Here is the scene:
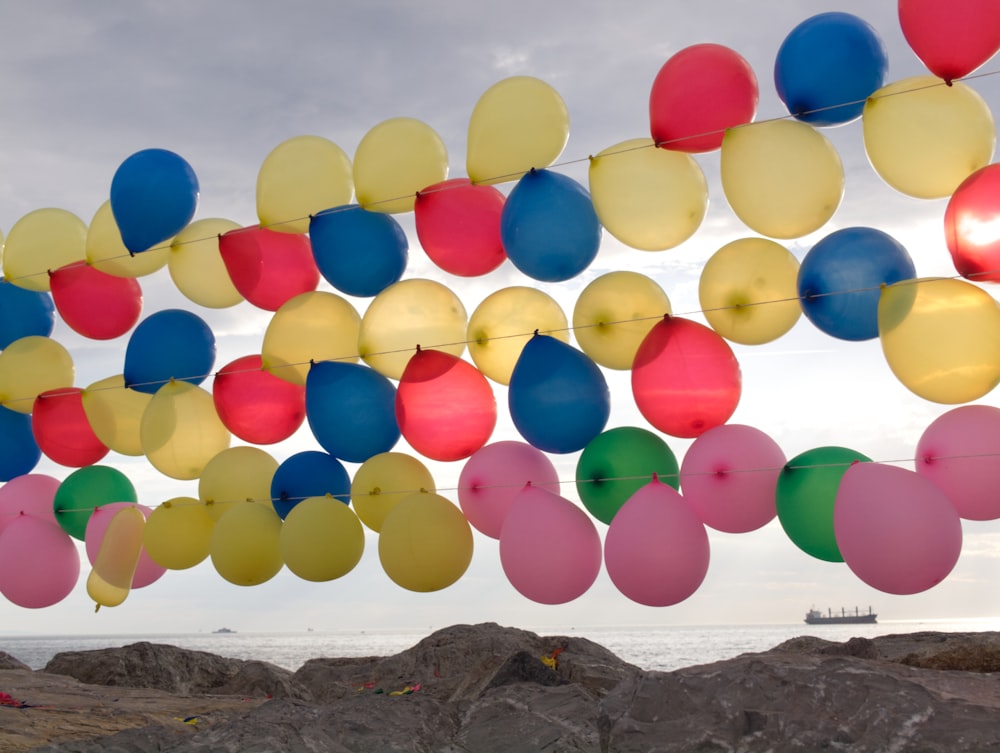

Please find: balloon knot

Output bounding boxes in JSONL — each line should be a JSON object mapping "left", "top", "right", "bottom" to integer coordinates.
{"left": 945, "top": 79, "right": 954, "bottom": 87}
{"left": 94, "top": 603, "right": 101, "bottom": 613}
{"left": 533, "top": 329, "right": 539, "bottom": 336}
{"left": 416, "top": 344, "right": 422, "bottom": 352}
{"left": 651, "top": 472, "right": 659, "bottom": 482}
{"left": 529, "top": 167, "right": 536, "bottom": 174}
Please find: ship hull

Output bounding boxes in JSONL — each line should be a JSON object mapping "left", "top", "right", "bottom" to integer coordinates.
{"left": 805, "top": 614, "right": 877, "bottom": 625}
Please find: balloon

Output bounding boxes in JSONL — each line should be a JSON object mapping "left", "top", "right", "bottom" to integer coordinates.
{"left": 721, "top": 120, "right": 843, "bottom": 239}
{"left": 256, "top": 135, "right": 353, "bottom": 234}
{"left": 2, "top": 208, "right": 87, "bottom": 292}
{"left": 212, "top": 354, "right": 306, "bottom": 445}
{"left": 49, "top": 261, "right": 143, "bottom": 340}
{"left": 499, "top": 168, "right": 601, "bottom": 282}
{"left": 414, "top": 178, "right": 507, "bottom": 276}
{"left": 0, "top": 335, "right": 74, "bottom": 414}
{"left": 649, "top": 43, "right": 758, "bottom": 153}
{"left": 588, "top": 138, "right": 708, "bottom": 251}
{"left": 0, "top": 473, "right": 60, "bottom": 532}
{"left": 378, "top": 492, "right": 473, "bottom": 592}
{"left": 81, "top": 375, "right": 152, "bottom": 456}
{"left": 143, "top": 497, "right": 215, "bottom": 570}
{"left": 499, "top": 484, "right": 602, "bottom": 604}
{"left": 508, "top": 334, "right": 610, "bottom": 454}
{"left": 141, "top": 381, "right": 231, "bottom": 480}
{"left": 168, "top": 218, "right": 243, "bottom": 308}
{"left": 799, "top": 227, "right": 916, "bottom": 341}
{"left": 86, "top": 200, "right": 169, "bottom": 278}
{"left": 123, "top": 309, "right": 215, "bottom": 394}
{"left": 0, "top": 515, "right": 80, "bottom": 608}
{"left": 457, "top": 441, "right": 558, "bottom": 539}
{"left": 358, "top": 279, "right": 468, "bottom": 380}
{"left": 467, "top": 286, "right": 569, "bottom": 385}
{"left": 604, "top": 477, "right": 710, "bottom": 606}
{"left": 0, "top": 405, "right": 40, "bottom": 481}
{"left": 679, "top": 424, "right": 786, "bottom": 533}
{"left": 209, "top": 502, "right": 283, "bottom": 586}
{"left": 863, "top": 77, "right": 995, "bottom": 199}
{"left": 879, "top": 277, "right": 1000, "bottom": 403}
{"left": 573, "top": 272, "right": 670, "bottom": 370}
{"left": 309, "top": 205, "right": 408, "bottom": 297}
{"left": 351, "top": 452, "right": 435, "bottom": 532}
{"left": 0, "top": 277, "right": 55, "bottom": 348}
{"left": 198, "top": 446, "right": 278, "bottom": 521}
{"left": 270, "top": 451, "right": 351, "bottom": 520}
{"left": 85, "top": 503, "right": 164, "bottom": 591}
{"left": 305, "top": 360, "right": 400, "bottom": 463}
{"left": 775, "top": 446, "right": 870, "bottom": 562}
{"left": 32, "top": 387, "right": 109, "bottom": 467}
{"left": 774, "top": 12, "right": 888, "bottom": 126}
{"left": 261, "top": 291, "right": 361, "bottom": 385}
{"left": 218, "top": 226, "right": 319, "bottom": 311}
{"left": 944, "top": 164, "right": 1000, "bottom": 283}
{"left": 280, "top": 496, "right": 365, "bottom": 582}
{"left": 576, "top": 427, "right": 680, "bottom": 525}
{"left": 53, "top": 464, "right": 137, "bottom": 541}
{"left": 353, "top": 117, "right": 448, "bottom": 213}
{"left": 631, "top": 317, "right": 742, "bottom": 438}
{"left": 834, "top": 462, "right": 962, "bottom": 594}
{"left": 110, "top": 148, "right": 199, "bottom": 253}
{"left": 899, "top": 0, "right": 1000, "bottom": 82}
{"left": 466, "top": 76, "right": 569, "bottom": 185}
{"left": 396, "top": 349, "right": 496, "bottom": 462}
{"left": 86, "top": 505, "right": 146, "bottom": 608}
{"left": 699, "top": 237, "right": 801, "bottom": 345}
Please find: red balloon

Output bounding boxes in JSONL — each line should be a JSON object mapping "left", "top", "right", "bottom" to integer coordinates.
{"left": 899, "top": 0, "right": 1000, "bottom": 82}
{"left": 49, "top": 261, "right": 142, "bottom": 340}
{"left": 649, "top": 43, "right": 758, "bottom": 153}
{"left": 414, "top": 178, "right": 507, "bottom": 276}
{"left": 631, "top": 316, "right": 741, "bottom": 438}
{"left": 219, "top": 226, "right": 320, "bottom": 311}
{"left": 944, "top": 164, "right": 1000, "bottom": 283}
{"left": 396, "top": 349, "right": 497, "bottom": 462}
{"left": 212, "top": 354, "right": 306, "bottom": 444}
{"left": 32, "top": 388, "right": 109, "bottom": 467}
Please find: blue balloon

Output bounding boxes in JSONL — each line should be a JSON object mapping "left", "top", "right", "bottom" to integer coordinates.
{"left": 310, "top": 205, "right": 408, "bottom": 297}
{"left": 0, "top": 278, "right": 55, "bottom": 349}
{"left": 774, "top": 12, "right": 888, "bottom": 126}
{"left": 305, "top": 360, "right": 400, "bottom": 463}
{"left": 500, "top": 168, "right": 601, "bottom": 282}
{"left": 509, "top": 334, "right": 610, "bottom": 453}
{"left": 270, "top": 450, "right": 351, "bottom": 519}
{"left": 123, "top": 309, "right": 216, "bottom": 394}
{"left": 110, "top": 148, "right": 199, "bottom": 253}
{"left": 0, "top": 405, "right": 40, "bottom": 481}
{"left": 798, "top": 227, "right": 915, "bottom": 341}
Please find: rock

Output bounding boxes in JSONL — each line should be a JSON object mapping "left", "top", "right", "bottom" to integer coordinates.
{"left": 0, "top": 650, "right": 31, "bottom": 670}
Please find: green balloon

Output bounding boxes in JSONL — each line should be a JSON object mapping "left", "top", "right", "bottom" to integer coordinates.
{"left": 775, "top": 446, "right": 871, "bottom": 562}
{"left": 53, "top": 465, "right": 138, "bottom": 541}
{"left": 576, "top": 426, "right": 679, "bottom": 524}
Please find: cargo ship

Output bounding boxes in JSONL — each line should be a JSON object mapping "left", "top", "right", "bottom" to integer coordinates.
{"left": 805, "top": 607, "right": 877, "bottom": 625}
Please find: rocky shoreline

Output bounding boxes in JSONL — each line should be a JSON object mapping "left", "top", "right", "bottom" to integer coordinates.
{"left": 2, "top": 623, "right": 1000, "bottom": 752}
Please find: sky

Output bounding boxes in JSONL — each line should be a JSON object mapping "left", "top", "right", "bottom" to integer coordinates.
{"left": 1, "top": 0, "right": 1000, "bottom": 635}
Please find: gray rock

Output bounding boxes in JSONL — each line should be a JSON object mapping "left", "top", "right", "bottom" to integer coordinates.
{"left": 0, "top": 650, "right": 31, "bottom": 670}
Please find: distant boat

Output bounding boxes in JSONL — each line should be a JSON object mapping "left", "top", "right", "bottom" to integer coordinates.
{"left": 805, "top": 607, "right": 877, "bottom": 625}
{"left": 213, "top": 627, "right": 237, "bottom": 634}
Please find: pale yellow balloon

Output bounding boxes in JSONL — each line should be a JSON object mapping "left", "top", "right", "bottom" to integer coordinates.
{"left": 140, "top": 381, "right": 231, "bottom": 480}
{"left": 863, "top": 77, "right": 995, "bottom": 199}
{"left": 353, "top": 117, "right": 448, "bottom": 213}
{"left": 721, "top": 120, "right": 843, "bottom": 239}
{"left": 699, "top": 237, "right": 802, "bottom": 345}
{"left": 81, "top": 374, "right": 152, "bottom": 456}
{"left": 144, "top": 497, "right": 215, "bottom": 570}
{"left": 467, "top": 287, "right": 569, "bottom": 384}
{"left": 359, "top": 279, "right": 467, "bottom": 379}
{"left": 0, "top": 336, "right": 74, "bottom": 414}
{"left": 280, "top": 496, "right": 365, "bottom": 582}
{"left": 198, "top": 446, "right": 279, "bottom": 521}
{"left": 467, "top": 76, "right": 569, "bottom": 186}
{"left": 257, "top": 135, "right": 354, "bottom": 234}
{"left": 86, "top": 201, "right": 169, "bottom": 278}
{"left": 573, "top": 272, "right": 671, "bottom": 369}
{"left": 3, "top": 208, "right": 87, "bottom": 291}
{"left": 209, "top": 502, "right": 284, "bottom": 586}
{"left": 262, "top": 291, "right": 361, "bottom": 385}
{"left": 169, "top": 218, "right": 244, "bottom": 308}
{"left": 588, "top": 138, "right": 708, "bottom": 251}
{"left": 351, "top": 452, "right": 435, "bottom": 532}
{"left": 87, "top": 506, "right": 145, "bottom": 609}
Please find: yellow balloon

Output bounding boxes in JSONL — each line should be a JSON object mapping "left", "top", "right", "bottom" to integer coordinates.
{"left": 209, "top": 502, "right": 283, "bottom": 586}
{"left": 3, "top": 208, "right": 87, "bottom": 291}
{"left": 467, "top": 76, "right": 569, "bottom": 186}
{"left": 359, "top": 279, "right": 467, "bottom": 379}
{"left": 879, "top": 277, "right": 1000, "bottom": 403}
{"left": 863, "top": 77, "right": 995, "bottom": 199}
{"left": 353, "top": 117, "right": 448, "bottom": 213}
{"left": 467, "top": 286, "right": 569, "bottom": 384}
{"left": 86, "top": 201, "right": 169, "bottom": 278}
{"left": 588, "top": 138, "right": 708, "bottom": 251}
{"left": 198, "top": 446, "right": 279, "bottom": 521}
{"left": 82, "top": 374, "right": 152, "bottom": 456}
{"left": 169, "top": 218, "right": 244, "bottom": 308}
{"left": 699, "top": 237, "right": 802, "bottom": 345}
{"left": 280, "top": 496, "right": 365, "bottom": 582}
{"left": 257, "top": 135, "right": 354, "bottom": 234}
{"left": 351, "top": 452, "right": 435, "bottom": 532}
{"left": 378, "top": 492, "right": 473, "bottom": 592}
{"left": 0, "top": 336, "right": 74, "bottom": 414}
{"left": 572, "top": 272, "right": 671, "bottom": 369}
{"left": 140, "top": 381, "right": 231, "bottom": 480}
{"left": 721, "top": 120, "right": 843, "bottom": 240}
{"left": 262, "top": 291, "right": 361, "bottom": 385}
{"left": 144, "top": 497, "right": 215, "bottom": 570}
{"left": 87, "top": 506, "right": 145, "bottom": 609}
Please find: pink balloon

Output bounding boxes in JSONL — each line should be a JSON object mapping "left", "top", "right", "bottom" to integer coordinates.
{"left": 899, "top": 0, "right": 1000, "bottom": 83}
{"left": 834, "top": 463, "right": 962, "bottom": 595}
{"left": 84, "top": 502, "right": 166, "bottom": 589}
{"left": 679, "top": 424, "right": 785, "bottom": 533}
{"left": 49, "top": 261, "right": 143, "bottom": 340}
{"left": 414, "top": 178, "right": 507, "bottom": 277}
{"left": 0, "top": 473, "right": 61, "bottom": 533}
{"left": 604, "top": 476, "right": 710, "bottom": 606}
{"left": 499, "top": 484, "right": 601, "bottom": 604}
{"left": 32, "top": 388, "right": 110, "bottom": 467}
{"left": 458, "top": 441, "right": 559, "bottom": 538}
{"left": 916, "top": 405, "right": 1000, "bottom": 520}
{"left": 212, "top": 354, "right": 306, "bottom": 444}
{"left": 0, "top": 514, "right": 80, "bottom": 608}
{"left": 219, "top": 226, "right": 320, "bottom": 311}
